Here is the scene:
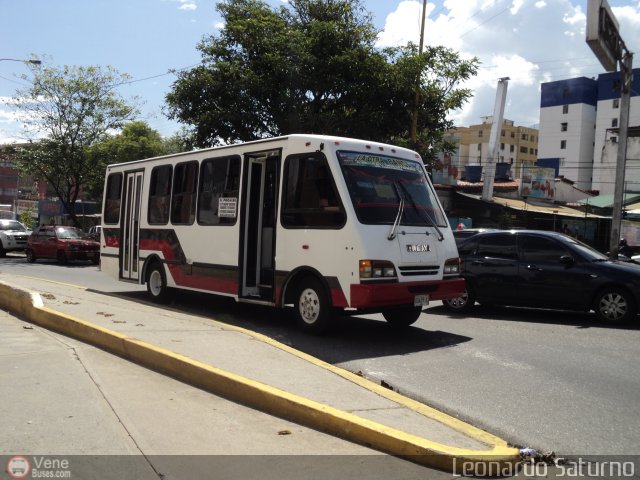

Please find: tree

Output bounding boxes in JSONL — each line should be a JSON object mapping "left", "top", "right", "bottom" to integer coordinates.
{"left": 9, "top": 63, "right": 139, "bottom": 226}
{"left": 165, "top": 0, "right": 478, "bottom": 164}
{"left": 85, "top": 121, "right": 189, "bottom": 199}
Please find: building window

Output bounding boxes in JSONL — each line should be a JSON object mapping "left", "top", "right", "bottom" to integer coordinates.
{"left": 561, "top": 122, "right": 568, "bottom": 132}
{"left": 477, "top": 143, "right": 482, "bottom": 151}
{"left": 612, "top": 118, "right": 618, "bottom": 128}
{"left": 530, "top": 148, "right": 534, "bottom": 154}
{"left": 478, "top": 130, "right": 483, "bottom": 137}
{"left": 521, "top": 133, "right": 529, "bottom": 141}
{"left": 611, "top": 136, "right": 618, "bottom": 144}
{"left": 500, "top": 143, "right": 505, "bottom": 150}
{"left": 562, "top": 105, "right": 569, "bottom": 114}
{"left": 520, "top": 146, "right": 528, "bottom": 154}
{"left": 560, "top": 140, "right": 567, "bottom": 149}
{"left": 510, "top": 132, "right": 515, "bottom": 138}
{"left": 613, "top": 98, "right": 620, "bottom": 109}
{"left": 510, "top": 145, "right": 515, "bottom": 152}
{"left": 501, "top": 130, "right": 505, "bottom": 137}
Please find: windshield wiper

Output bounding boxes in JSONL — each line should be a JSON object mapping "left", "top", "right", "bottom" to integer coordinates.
{"left": 388, "top": 183, "right": 405, "bottom": 241}
{"left": 395, "top": 181, "right": 444, "bottom": 241}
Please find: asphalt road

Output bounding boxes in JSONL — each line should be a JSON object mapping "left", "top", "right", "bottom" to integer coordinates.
{"left": 2, "top": 252, "right": 639, "bottom": 459}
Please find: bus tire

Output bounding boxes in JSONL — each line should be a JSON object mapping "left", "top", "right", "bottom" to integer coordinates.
{"left": 146, "top": 262, "right": 172, "bottom": 304}
{"left": 293, "top": 277, "right": 333, "bottom": 334}
{"left": 382, "top": 306, "right": 422, "bottom": 327}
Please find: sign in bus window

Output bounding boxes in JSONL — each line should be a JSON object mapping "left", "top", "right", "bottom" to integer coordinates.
{"left": 197, "top": 156, "right": 240, "bottom": 225}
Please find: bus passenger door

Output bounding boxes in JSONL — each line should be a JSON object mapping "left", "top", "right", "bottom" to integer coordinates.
{"left": 241, "top": 151, "right": 279, "bottom": 300}
{"left": 121, "top": 171, "right": 143, "bottom": 281}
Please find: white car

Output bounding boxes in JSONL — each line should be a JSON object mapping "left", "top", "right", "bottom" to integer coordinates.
{"left": 0, "top": 219, "right": 30, "bottom": 257}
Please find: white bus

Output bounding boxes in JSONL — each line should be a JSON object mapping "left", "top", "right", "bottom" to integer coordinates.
{"left": 100, "top": 135, "right": 464, "bottom": 333}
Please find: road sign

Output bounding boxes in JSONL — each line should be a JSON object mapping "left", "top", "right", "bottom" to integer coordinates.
{"left": 586, "top": 0, "right": 621, "bottom": 72}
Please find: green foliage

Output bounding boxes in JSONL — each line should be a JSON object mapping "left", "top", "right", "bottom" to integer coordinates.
{"left": 166, "top": 0, "right": 478, "bottom": 161}
{"left": 85, "top": 121, "right": 189, "bottom": 200}
{"left": 20, "top": 209, "right": 35, "bottom": 230}
{"left": 9, "top": 63, "right": 139, "bottom": 226}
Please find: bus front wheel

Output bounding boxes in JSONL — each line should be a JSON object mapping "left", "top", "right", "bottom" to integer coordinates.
{"left": 146, "top": 262, "right": 172, "bottom": 304}
{"left": 293, "top": 277, "right": 333, "bottom": 334}
{"left": 382, "top": 306, "right": 422, "bottom": 327}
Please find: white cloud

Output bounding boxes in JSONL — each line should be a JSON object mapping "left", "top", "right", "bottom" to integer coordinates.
{"left": 179, "top": 1, "right": 197, "bottom": 11}
{"left": 377, "top": 0, "right": 640, "bottom": 128}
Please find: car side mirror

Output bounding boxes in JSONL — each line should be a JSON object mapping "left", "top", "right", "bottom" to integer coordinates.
{"left": 560, "top": 255, "right": 574, "bottom": 266}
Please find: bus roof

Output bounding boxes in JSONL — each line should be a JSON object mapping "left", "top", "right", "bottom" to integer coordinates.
{"left": 105, "top": 134, "right": 421, "bottom": 169}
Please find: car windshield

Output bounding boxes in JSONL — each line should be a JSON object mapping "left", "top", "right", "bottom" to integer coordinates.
{"left": 0, "top": 220, "right": 26, "bottom": 231}
{"left": 56, "top": 227, "right": 82, "bottom": 239}
{"left": 337, "top": 150, "right": 447, "bottom": 227}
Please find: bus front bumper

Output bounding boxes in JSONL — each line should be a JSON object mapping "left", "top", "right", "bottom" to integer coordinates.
{"left": 350, "top": 277, "right": 465, "bottom": 309}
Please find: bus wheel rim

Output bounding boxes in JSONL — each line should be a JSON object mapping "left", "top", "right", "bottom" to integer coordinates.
{"left": 150, "top": 270, "right": 162, "bottom": 296}
{"left": 299, "top": 288, "right": 320, "bottom": 324}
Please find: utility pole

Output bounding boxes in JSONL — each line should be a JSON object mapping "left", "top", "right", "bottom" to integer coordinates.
{"left": 608, "top": 52, "right": 633, "bottom": 258}
{"left": 482, "top": 77, "right": 509, "bottom": 202}
{"left": 410, "top": 0, "right": 427, "bottom": 143}
{"left": 586, "top": 0, "right": 633, "bottom": 259}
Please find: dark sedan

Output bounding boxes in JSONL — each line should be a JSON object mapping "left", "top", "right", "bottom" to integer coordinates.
{"left": 444, "top": 229, "right": 640, "bottom": 323}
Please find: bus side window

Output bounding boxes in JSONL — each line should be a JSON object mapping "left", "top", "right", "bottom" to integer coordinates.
{"left": 148, "top": 165, "right": 172, "bottom": 225}
{"left": 197, "top": 156, "right": 240, "bottom": 226}
{"left": 281, "top": 154, "right": 346, "bottom": 229}
{"left": 104, "top": 173, "right": 123, "bottom": 224}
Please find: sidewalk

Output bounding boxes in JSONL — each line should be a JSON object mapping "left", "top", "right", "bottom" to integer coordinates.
{"left": 0, "top": 272, "right": 519, "bottom": 472}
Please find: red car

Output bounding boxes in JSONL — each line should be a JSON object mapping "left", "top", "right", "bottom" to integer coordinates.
{"left": 26, "top": 225, "right": 100, "bottom": 264}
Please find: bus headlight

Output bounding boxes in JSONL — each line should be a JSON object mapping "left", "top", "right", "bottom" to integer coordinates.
{"left": 443, "top": 258, "right": 461, "bottom": 275}
{"left": 359, "top": 260, "right": 397, "bottom": 279}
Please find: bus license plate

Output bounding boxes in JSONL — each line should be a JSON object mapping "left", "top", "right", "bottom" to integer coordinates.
{"left": 414, "top": 295, "right": 429, "bottom": 307}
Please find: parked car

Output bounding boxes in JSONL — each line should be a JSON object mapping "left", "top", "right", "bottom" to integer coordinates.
{"left": 26, "top": 225, "right": 100, "bottom": 264}
{"left": 452, "top": 228, "right": 499, "bottom": 244}
{"left": 443, "top": 229, "right": 640, "bottom": 323}
{"left": 0, "top": 219, "right": 30, "bottom": 257}
{"left": 87, "top": 225, "right": 101, "bottom": 241}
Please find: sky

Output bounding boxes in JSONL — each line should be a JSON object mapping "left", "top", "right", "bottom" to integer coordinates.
{"left": 1, "top": 0, "right": 639, "bottom": 144}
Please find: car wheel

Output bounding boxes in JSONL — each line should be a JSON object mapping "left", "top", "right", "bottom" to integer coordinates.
{"left": 57, "top": 251, "right": 68, "bottom": 264}
{"left": 594, "top": 287, "right": 637, "bottom": 324}
{"left": 443, "top": 283, "right": 476, "bottom": 313}
{"left": 26, "top": 248, "right": 36, "bottom": 263}
{"left": 146, "top": 262, "right": 172, "bottom": 303}
{"left": 293, "top": 277, "right": 333, "bottom": 334}
{"left": 0, "top": 241, "right": 5, "bottom": 258}
{"left": 91, "top": 257, "right": 99, "bottom": 265}
{"left": 382, "top": 306, "right": 422, "bottom": 327}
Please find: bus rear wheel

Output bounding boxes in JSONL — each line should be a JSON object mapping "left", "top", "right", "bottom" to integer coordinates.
{"left": 293, "top": 277, "right": 333, "bottom": 334}
{"left": 146, "top": 262, "right": 172, "bottom": 303}
{"left": 382, "top": 306, "right": 422, "bottom": 327}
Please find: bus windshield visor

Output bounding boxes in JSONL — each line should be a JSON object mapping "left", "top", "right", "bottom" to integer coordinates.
{"left": 337, "top": 151, "right": 447, "bottom": 227}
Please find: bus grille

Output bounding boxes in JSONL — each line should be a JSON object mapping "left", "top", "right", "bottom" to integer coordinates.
{"left": 398, "top": 265, "right": 439, "bottom": 277}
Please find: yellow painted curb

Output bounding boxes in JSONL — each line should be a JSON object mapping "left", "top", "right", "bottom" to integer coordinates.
{"left": 0, "top": 280, "right": 520, "bottom": 472}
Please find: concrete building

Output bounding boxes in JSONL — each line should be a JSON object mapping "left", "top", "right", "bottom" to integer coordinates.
{"left": 538, "top": 69, "right": 640, "bottom": 194}
{"left": 441, "top": 117, "right": 538, "bottom": 182}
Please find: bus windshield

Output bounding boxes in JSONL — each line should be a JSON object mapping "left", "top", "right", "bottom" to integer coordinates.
{"left": 337, "top": 151, "right": 447, "bottom": 227}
